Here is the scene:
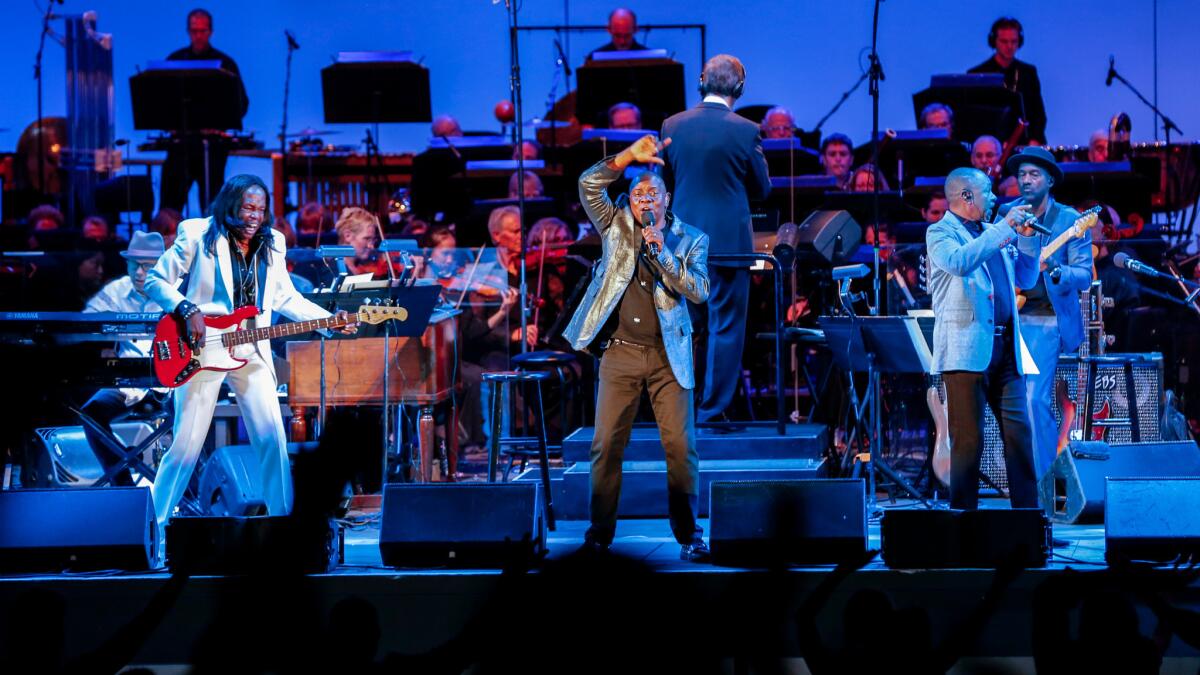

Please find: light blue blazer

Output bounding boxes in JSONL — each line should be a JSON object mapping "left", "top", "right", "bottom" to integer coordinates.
{"left": 926, "top": 210, "right": 1042, "bottom": 374}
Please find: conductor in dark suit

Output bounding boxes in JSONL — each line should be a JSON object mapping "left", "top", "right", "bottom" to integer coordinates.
{"left": 661, "top": 54, "right": 771, "bottom": 422}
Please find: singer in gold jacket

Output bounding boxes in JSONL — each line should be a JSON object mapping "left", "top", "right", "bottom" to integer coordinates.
{"left": 563, "top": 135, "right": 713, "bottom": 562}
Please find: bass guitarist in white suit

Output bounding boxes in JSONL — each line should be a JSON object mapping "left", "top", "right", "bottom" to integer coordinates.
{"left": 144, "top": 174, "right": 354, "bottom": 545}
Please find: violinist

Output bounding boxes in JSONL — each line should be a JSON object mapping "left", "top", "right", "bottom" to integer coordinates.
{"left": 421, "top": 224, "right": 461, "bottom": 284}
{"left": 334, "top": 207, "right": 391, "bottom": 278}
{"left": 527, "top": 217, "right": 588, "bottom": 347}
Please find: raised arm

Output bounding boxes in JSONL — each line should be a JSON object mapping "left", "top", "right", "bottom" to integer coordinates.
{"left": 578, "top": 135, "right": 671, "bottom": 233}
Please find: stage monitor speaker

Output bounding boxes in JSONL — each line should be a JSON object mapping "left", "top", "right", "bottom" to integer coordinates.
{"left": 0, "top": 487, "right": 154, "bottom": 572}
{"left": 795, "top": 210, "right": 862, "bottom": 264}
{"left": 32, "top": 422, "right": 161, "bottom": 488}
{"left": 708, "top": 479, "right": 867, "bottom": 566}
{"left": 379, "top": 483, "right": 545, "bottom": 568}
{"left": 1106, "top": 477, "right": 1200, "bottom": 565}
{"left": 166, "top": 515, "right": 340, "bottom": 575}
{"left": 198, "top": 444, "right": 268, "bottom": 517}
{"left": 881, "top": 508, "right": 1050, "bottom": 569}
{"left": 1040, "top": 440, "right": 1200, "bottom": 524}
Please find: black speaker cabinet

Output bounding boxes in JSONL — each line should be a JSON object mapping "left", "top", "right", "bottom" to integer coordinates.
{"left": 1106, "top": 477, "right": 1200, "bottom": 565}
{"left": 796, "top": 210, "right": 862, "bottom": 264}
{"left": 379, "top": 483, "right": 545, "bottom": 568}
{"left": 1040, "top": 440, "right": 1200, "bottom": 524}
{"left": 0, "top": 487, "right": 154, "bottom": 572}
{"left": 708, "top": 479, "right": 867, "bottom": 566}
{"left": 881, "top": 508, "right": 1050, "bottom": 569}
{"left": 166, "top": 515, "right": 340, "bottom": 575}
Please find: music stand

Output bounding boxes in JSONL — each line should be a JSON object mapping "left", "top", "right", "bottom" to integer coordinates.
{"left": 322, "top": 54, "right": 432, "bottom": 215}
{"left": 130, "top": 62, "right": 246, "bottom": 207}
{"left": 301, "top": 284, "right": 440, "bottom": 483}
{"left": 576, "top": 57, "right": 685, "bottom": 131}
{"left": 821, "top": 191, "right": 921, "bottom": 226}
{"left": 912, "top": 74, "right": 1025, "bottom": 144}
{"left": 820, "top": 315, "right": 932, "bottom": 512}
{"left": 854, "top": 129, "right": 970, "bottom": 190}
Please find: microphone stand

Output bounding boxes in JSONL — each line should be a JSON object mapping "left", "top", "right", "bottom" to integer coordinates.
{"left": 504, "top": 0, "right": 530, "bottom": 354}
{"left": 279, "top": 31, "right": 298, "bottom": 157}
{"left": 813, "top": 69, "right": 868, "bottom": 132}
{"left": 1108, "top": 59, "right": 1183, "bottom": 144}
{"left": 867, "top": 0, "right": 884, "bottom": 316}
{"left": 34, "top": 1, "right": 60, "bottom": 202}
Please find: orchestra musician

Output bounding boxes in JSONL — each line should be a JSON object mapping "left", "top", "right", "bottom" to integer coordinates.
{"left": 661, "top": 53, "right": 771, "bottom": 424}
{"left": 1003, "top": 147, "right": 1093, "bottom": 479}
{"left": 820, "top": 133, "right": 855, "bottom": 191}
{"left": 969, "top": 17, "right": 1048, "bottom": 145}
{"left": 608, "top": 102, "right": 643, "bottom": 131}
{"left": 760, "top": 107, "right": 797, "bottom": 140}
{"left": 926, "top": 167, "right": 1042, "bottom": 511}
{"left": 79, "top": 231, "right": 167, "bottom": 486}
{"left": 160, "top": 9, "right": 249, "bottom": 212}
{"left": 564, "top": 135, "right": 712, "bottom": 562}
{"left": 588, "top": 8, "right": 646, "bottom": 59}
{"left": 334, "top": 207, "right": 395, "bottom": 279}
{"left": 143, "top": 175, "right": 354, "bottom": 554}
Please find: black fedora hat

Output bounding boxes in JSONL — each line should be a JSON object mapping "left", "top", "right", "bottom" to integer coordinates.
{"left": 1005, "top": 145, "right": 1063, "bottom": 185}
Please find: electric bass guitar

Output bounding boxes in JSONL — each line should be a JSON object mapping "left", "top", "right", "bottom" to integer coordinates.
{"left": 151, "top": 304, "right": 408, "bottom": 388}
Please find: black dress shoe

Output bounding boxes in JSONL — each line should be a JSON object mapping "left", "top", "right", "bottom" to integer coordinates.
{"left": 680, "top": 540, "right": 711, "bottom": 563}
{"left": 577, "top": 539, "right": 611, "bottom": 557}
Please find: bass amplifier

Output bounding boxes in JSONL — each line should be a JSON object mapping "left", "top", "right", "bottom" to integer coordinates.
{"left": 1052, "top": 352, "right": 1162, "bottom": 445}
{"left": 932, "top": 352, "right": 1163, "bottom": 491}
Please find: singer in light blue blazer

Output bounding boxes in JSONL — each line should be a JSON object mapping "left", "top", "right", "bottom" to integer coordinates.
{"left": 926, "top": 168, "right": 1042, "bottom": 510}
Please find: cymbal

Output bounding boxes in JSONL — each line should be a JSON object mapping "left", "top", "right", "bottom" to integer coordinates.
{"left": 283, "top": 128, "right": 341, "bottom": 138}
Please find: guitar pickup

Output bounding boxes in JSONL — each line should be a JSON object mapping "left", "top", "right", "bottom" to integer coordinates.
{"left": 155, "top": 341, "right": 171, "bottom": 360}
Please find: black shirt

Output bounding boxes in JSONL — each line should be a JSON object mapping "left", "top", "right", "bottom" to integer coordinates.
{"left": 227, "top": 235, "right": 262, "bottom": 310}
{"left": 167, "top": 44, "right": 249, "bottom": 118}
{"left": 606, "top": 249, "right": 661, "bottom": 347}
{"left": 968, "top": 57, "right": 1047, "bottom": 144}
{"left": 962, "top": 220, "right": 1013, "bottom": 329}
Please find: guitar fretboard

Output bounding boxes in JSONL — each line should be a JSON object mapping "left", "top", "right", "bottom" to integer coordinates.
{"left": 221, "top": 313, "right": 355, "bottom": 347}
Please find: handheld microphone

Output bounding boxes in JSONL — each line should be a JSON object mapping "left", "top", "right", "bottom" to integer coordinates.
{"left": 1113, "top": 252, "right": 1165, "bottom": 278}
{"left": 1106, "top": 55, "right": 1116, "bottom": 87}
{"left": 1008, "top": 197, "right": 1052, "bottom": 236}
{"left": 285, "top": 30, "right": 300, "bottom": 50}
{"left": 643, "top": 211, "right": 660, "bottom": 256}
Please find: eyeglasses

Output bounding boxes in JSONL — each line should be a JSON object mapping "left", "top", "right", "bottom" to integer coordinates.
{"left": 630, "top": 189, "right": 661, "bottom": 202}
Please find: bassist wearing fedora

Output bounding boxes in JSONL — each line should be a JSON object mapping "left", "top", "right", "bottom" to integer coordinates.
{"left": 1002, "top": 147, "right": 1094, "bottom": 479}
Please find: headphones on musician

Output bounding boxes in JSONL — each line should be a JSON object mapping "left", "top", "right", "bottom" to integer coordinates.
{"left": 987, "top": 16, "right": 1025, "bottom": 48}
{"left": 698, "top": 74, "right": 745, "bottom": 99}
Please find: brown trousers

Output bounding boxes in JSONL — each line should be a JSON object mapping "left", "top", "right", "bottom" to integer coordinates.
{"left": 588, "top": 340, "right": 701, "bottom": 546}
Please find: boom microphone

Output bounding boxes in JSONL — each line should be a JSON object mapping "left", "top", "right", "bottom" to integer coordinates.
{"left": 1106, "top": 55, "right": 1116, "bottom": 87}
{"left": 285, "top": 29, "right": 300, "bottom": 50}
{"left": 1113, "top": 252, "right": 1165, "bottom": 278}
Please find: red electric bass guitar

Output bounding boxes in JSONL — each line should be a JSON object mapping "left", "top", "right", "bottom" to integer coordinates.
{"left": 151, "top": 304, "right": 408, "bottom": 388}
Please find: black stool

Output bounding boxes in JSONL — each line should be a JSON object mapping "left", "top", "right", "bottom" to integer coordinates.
{"left": 511, "top": 350, "right": 579, "bottom": 444}
{"left": 482, "top": 370, "right": 556, "bottom": 529}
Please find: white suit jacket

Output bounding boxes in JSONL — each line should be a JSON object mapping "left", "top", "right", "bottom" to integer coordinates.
{"left": 144, "top": 217, "right": 330, "bottom": 360}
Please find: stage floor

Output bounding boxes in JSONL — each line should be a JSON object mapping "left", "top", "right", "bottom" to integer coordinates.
{"left": 4, "top": 498, "right": 1200, "bottom": 671}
